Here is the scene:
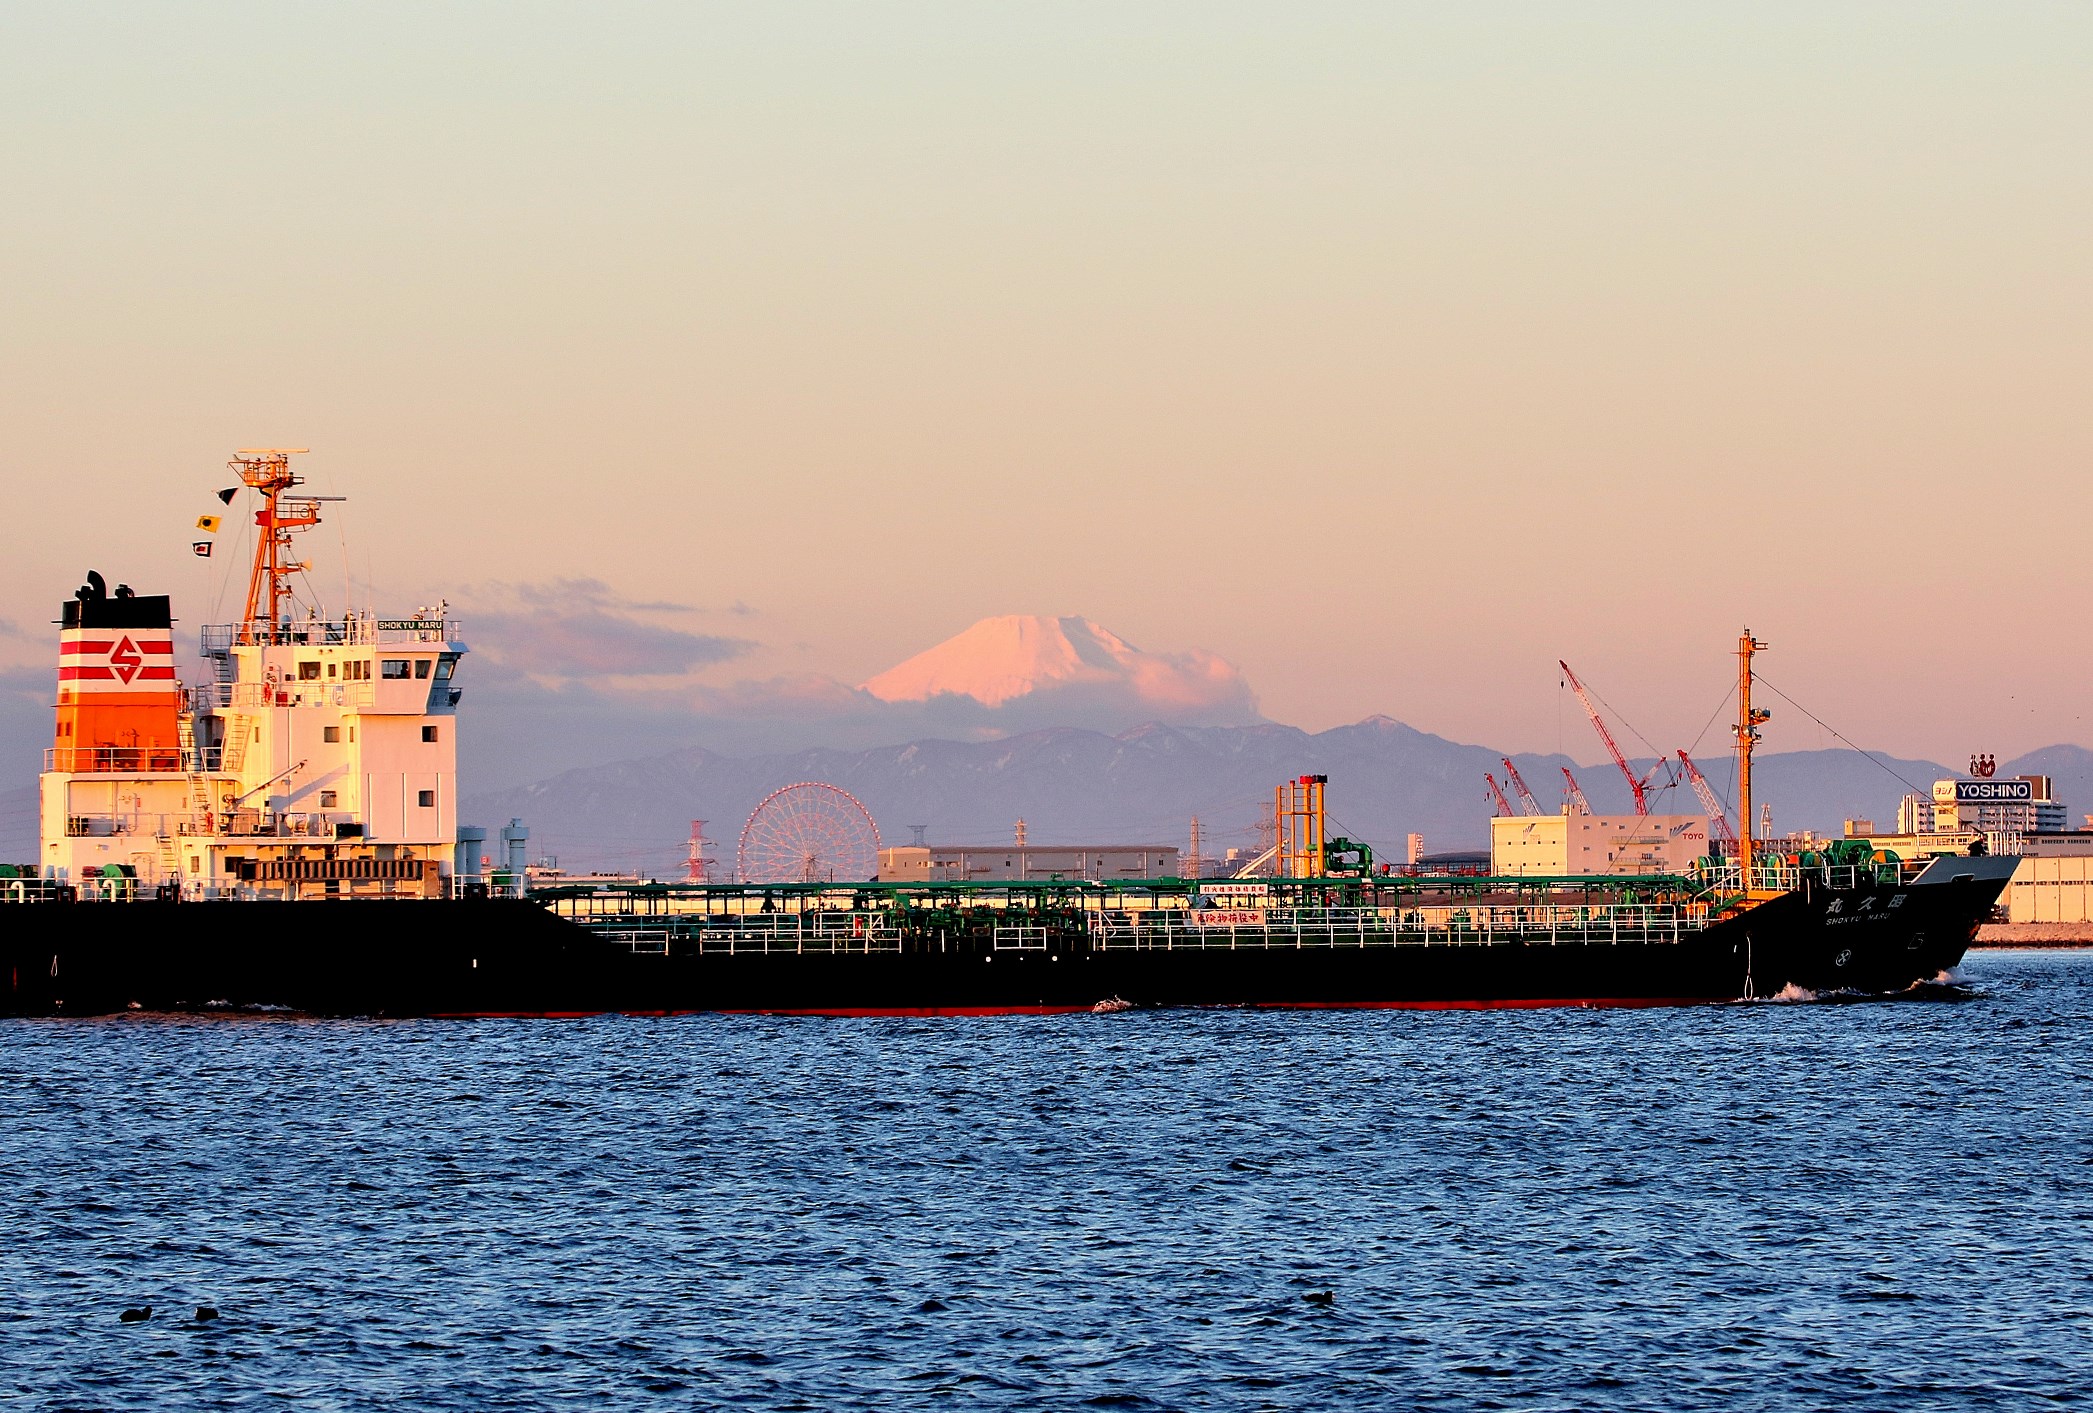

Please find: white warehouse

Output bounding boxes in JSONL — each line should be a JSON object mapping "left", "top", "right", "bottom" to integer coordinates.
{"left": 1491, "top": 814, "right": 1713, "bottom": 877}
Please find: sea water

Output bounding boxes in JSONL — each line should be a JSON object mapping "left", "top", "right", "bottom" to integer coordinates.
{"left": 4, "top": 951, "right": 2089, "bottom": 1411}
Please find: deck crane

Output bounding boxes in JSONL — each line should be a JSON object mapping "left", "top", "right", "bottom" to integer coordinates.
{"left": 1501, "top": 758, "right": 1544, "bottom": 816}
{"left": 1484, "top": 773, "right": 1516, "bottom": 818}
{"left": 1560, "top": 767, "right": 1592, "bottom": 815}
{"left": 1559, "top": 660, "right": 1651, "bottom": 815}
{"left": 1675, "top": 750, "right": 1738, "bottom": 850}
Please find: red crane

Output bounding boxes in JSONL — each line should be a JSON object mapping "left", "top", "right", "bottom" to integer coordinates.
{"left": 1559, "top": 660, "right": 1649, "bottom": 816}
{"left": 1675, "top": 750, "right": 1737, "bottom": 849}
{"left": 1501, "top": 758, "right": 1543, "bottom": 816}
{"left": 1484, "top": 773, "right": 1515, "bottom": 818}
{"left": 1560, "top": 767, "right": 1592, "bottom": 815}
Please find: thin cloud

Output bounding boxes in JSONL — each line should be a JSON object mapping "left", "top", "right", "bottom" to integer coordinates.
{"left": 508, "top": 578, "right": 695, "bottom": 615}
{"left": 464, "top": 579, "right": 752, "bottom": 680}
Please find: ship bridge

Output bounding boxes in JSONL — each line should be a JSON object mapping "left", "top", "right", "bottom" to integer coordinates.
{"left": 34, "top": 449, "right": 468, "bottom": 899}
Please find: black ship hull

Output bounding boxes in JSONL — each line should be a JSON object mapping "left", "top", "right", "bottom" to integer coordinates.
{"left": 2, "top": 862, "right": 2012, "bottom": 1018}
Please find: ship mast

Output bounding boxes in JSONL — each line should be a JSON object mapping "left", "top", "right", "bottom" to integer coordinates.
{"left": 231, "top": 448, "right": 316, "bottom": 645}
{"left": 1734, "top": 630, "right": 1770, "bottom": 886}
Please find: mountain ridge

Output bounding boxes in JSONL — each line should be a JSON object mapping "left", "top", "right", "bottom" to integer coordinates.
{"left": 6, "top": 736, "right": 2085, "bottom": 873}
{"left": 461, "top": 717, "right": 2013, "bottom": 876}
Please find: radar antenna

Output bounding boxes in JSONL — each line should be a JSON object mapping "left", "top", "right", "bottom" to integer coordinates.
{"left": 229, "top": 448, "right": 342, "bottom": 645}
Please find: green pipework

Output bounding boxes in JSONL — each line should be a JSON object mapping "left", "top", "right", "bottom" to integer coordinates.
{"left": 1321, "top": 837, "right": 1375, "bottom": 875}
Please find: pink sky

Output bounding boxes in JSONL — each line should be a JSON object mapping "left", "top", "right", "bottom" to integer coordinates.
{"left": 2, "top": 3, "right": 2088, "bottom": 771}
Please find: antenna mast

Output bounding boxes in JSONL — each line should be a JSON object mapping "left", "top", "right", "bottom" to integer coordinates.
{"left": 231, "top": 448, "right": 318, "bottom": 645}
{"left": 1734, "top": 631, "right": 1769, "bottom": 885}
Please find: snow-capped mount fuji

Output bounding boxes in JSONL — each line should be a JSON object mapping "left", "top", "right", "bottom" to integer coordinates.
{"left": 860, "top": 615, "right": 1259, "bottom": 723}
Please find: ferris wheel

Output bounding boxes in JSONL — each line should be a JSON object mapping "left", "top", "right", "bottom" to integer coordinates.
{"left": 736, "top": 782, "right": 882, "bottom": 883}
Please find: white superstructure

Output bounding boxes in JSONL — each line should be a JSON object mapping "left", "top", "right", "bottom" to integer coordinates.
{"left": 37, "top": 450, "right": 469, "bottom": 899}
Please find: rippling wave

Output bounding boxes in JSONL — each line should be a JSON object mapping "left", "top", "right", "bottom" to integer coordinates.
{"left": 4, "top": 951, "right": 2089, "bottom": 1410}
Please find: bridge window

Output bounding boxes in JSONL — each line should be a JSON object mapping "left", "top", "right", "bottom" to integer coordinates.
{"left": 414, "top": 659, "right": 432, "bottom": 679}
{"left": 381, "top": 659, "right": 411, "bottom": 679}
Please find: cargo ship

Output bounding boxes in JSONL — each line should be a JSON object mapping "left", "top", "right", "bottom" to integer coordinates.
{"left": 1, "top": 454, "right": 2016, "bottom": 1018}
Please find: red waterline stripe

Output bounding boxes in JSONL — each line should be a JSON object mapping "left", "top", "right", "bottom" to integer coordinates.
{"left": 429, "top": 1011, "right": 612, "bottom": 1019}
{"left": 427, "top": 997, "right": 1713, "bottom": 1019}
{"left": 430, "top": 1005, "right": 1098, "bottom": 1018}
{"left": 1256, "top": 996, "right": 1714, "bottom": 1010}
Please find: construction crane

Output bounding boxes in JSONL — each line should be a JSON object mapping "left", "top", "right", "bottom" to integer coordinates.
{"left": 1675, "top": 750, "right": 1738, "bottom": 849}
{"left": 1501, "top": 758, "right": 1544, "bottom": 816}
{"left": 1560, "top": 767, "right": 1592, "bottom": 815}
{"left": 1484, "top": 773, "right": 1516, "bottom": 818}
{"left": 1559, "top": 660, "right": 1650, "bottom": 816}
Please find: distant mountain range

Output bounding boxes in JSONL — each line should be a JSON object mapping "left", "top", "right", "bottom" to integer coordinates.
{"left": 7, "top": 728, "right": 2086, "bottom": 875}
{"left": 455, "top": 720, "right": 2093, "bottom": 877}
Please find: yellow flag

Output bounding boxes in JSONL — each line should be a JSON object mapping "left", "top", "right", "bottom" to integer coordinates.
{"left": 196, "top": 514, "right": 222, "bottom": 533}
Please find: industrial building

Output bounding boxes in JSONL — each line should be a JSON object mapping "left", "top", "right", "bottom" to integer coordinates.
{"left": 1930, "top": 775, "right": 2067, "bottom": 835}
{"left": 879, "top": 844, "right": 1179, "bottom": 883}
{"left": 1490, "top": 814, "right": 1712, "bottom": 877}
{"left": 1851, "top": 777, "right": 2089, "bottom": 930}
{"left": 2003, "top": 852, "right": 2093, "bottom": 924}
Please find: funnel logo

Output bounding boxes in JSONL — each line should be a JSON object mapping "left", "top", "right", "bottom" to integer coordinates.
{"left": 108, "top": 636, "right": 143, "bottom": 684}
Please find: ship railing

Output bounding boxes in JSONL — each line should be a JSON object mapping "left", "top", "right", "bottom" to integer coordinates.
{"left": 542, "top": 902, "right": 904, "bottom": 955}
{"left": 992, "top": 923, "right": 1052, "bottom": 951}
{"left": 57, "top": 811, "right": 217, "bottom": 839}
{"left": 44, "top": 746, "right": 188, "bottom": 774}
{"left": 702, "top": 911, "right": 901, "bottom": 954}
{"left": 202, "top": 681, "right": 380, "bottom": 710}
{"left": 200, "top": 811, "right": 350, "bottom": 839}
{"left": 448, "top": 876, "right": 528, "bottom": 900}
{"left": 173, "top": 742, "right": 225, "bottom": 772}
{"left": 1, "top": 875, "right": 149, "bottom": 902}
{"left": 1090, "top": 903, "right": 1701, "bottom": 950}
{"left": 1695, "top": 861, "right": 1901, "bottom": 895}
{"left": 200, "top": 618, "right": 463, "bottom": 649}
{"left": 600, "top": 928, "right": 672, "bottom": 955}
{"left": 0, "top": 876, "right": 66, "bottom": 903}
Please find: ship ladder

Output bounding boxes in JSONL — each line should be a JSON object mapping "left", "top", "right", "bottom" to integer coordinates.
{"left": 156, "top": 834, "right": 179, "bottom": 883}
